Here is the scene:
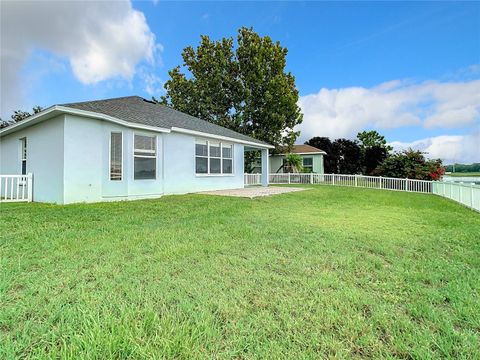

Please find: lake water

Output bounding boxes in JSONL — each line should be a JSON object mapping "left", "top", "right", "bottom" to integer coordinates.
{"left": 442, "top": 176, "right": 480, "bottom": 185}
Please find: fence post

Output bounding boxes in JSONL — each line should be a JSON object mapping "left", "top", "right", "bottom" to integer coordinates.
{"left": 332, "top": 175, "right": 335, "bottom": 186}
{"left": 379, "top": 176, "right": 383, "bottom": 190}
{"left": 354, "top": 175, "right": 358, "bottom": 187}
{"left": 310, "top": 173, "right": 313, "bottom": 184}
{"left": 406, "top": 178, "right": 409, "bottom": 192}
{"left": 27, "top": 173, "right": 33, "bottom": 202}
{"left": 288, "top": 173, "right": 291, "bottom": 184}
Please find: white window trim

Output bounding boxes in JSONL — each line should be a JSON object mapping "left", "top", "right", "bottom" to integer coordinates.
{"left": 133, "top": 132, "right": 157, "bottom": 180}
{"left": 195, "top": 139, "right": 234, "bottom": 176}
{"left": 109, "top": 131, "right": 123, "bottom": 181}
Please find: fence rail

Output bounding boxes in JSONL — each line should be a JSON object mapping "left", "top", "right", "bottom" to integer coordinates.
{"left": 268, "top": 173, "right": 434, "bottom": 193}
{"left": 245, "top": 173, "right": 480, "bottom": 212}
{"left": 0, "top": 174, "right": 33, "bottom": 202}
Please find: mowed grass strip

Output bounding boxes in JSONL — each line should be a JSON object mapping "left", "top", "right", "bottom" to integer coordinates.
{"left": 1, "top": 186, "right": 479, "bottom": 359}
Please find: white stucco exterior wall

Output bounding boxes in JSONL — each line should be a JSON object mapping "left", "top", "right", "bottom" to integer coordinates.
{"left": 2, "top": 114, "right": 251, "bottom": 204}
{"left": 0, "top": 116, "right": 64, "bottom": 203}
{"left": 62, "top": 116, "right": 245, "bottom": 203}
{"left": 162, "top": 132, "right": 244, "bottom": 194}
{"left": 62, "top": 115, "right": 166, "bottom": 203}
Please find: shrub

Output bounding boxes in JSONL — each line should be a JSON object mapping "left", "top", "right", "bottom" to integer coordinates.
{"left": 377, "top": 149, "right": 445, "bottom": 180}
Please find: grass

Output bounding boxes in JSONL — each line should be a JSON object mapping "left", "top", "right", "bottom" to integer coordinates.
{"left": 1, "top": 186, "right": 479, "bottom": 359}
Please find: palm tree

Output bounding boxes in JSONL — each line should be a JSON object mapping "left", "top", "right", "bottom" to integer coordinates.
{"left": 277, "top": 153, "right": 304, "bottom": 173}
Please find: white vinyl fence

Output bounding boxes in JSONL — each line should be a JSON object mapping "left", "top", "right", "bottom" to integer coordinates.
{"left": 0, "top": 174, "right": 33, "bottom": 202}
{"left": 245, "top": 173, "right": 480, "bottom": 212}
{"left": 432, "top": 181, "right": 480, "bottom": 212}
{"left": 269, "top": 173, "right": 433, "bottom": 193}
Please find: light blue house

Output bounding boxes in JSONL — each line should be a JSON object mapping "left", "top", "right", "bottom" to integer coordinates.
{"left": 269, "top": 144, "right": 326, "bottom": 173}
{"left": 249, "top": 144, "right": 326, "bottom": 174}
{"left": 0, "top": 96, "right": 273, "bottom": 204}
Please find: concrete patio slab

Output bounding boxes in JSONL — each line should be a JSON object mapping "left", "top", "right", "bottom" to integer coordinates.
{"left": 199, "top": 186, "right": 308, "bottom": 198}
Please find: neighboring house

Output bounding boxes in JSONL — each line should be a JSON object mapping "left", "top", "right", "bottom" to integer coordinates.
{"left": 0, "top": 96, "right": 272, "bottom": 204}
{"left": 269, "top": 144, "right": 326, "bottom": 173}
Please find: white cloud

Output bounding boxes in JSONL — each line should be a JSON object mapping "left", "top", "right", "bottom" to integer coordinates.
{"left": 1, "top": 0, "right": 158, "bottom": 116}
{"left": 298, "top": 78, "right": 480, "bottom": 141}
{"left": 389, "top": 130, "right": 480, "bottom": 164}
{"left": 424, "top": 106, "right": 478, "bottom": 128}
{"left": 139, "top": 70, "right": 164, "bottom": 97}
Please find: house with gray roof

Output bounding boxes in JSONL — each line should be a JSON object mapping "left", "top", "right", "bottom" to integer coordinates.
{"left": 0, "top": 96, "right": 272, "bottom": 204}
{"left": 270, "top": 144, "right": 326, "bottom": 173}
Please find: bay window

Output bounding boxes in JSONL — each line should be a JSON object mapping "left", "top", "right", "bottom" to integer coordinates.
{"left": 134, "top": 134, "right": 156, "bottom": 180}
{"left": 195, "top": 139, "right": 233, "bottom": 175}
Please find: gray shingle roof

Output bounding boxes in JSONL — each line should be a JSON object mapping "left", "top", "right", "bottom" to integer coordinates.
{"left": 61, "top": 96, "right": 271, "bottom": 147}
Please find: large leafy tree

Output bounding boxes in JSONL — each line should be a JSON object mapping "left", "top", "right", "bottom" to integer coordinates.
{"left": 363, "top": 146, "right": 389, "bottom": 175}
{"left": 333, "top": 139, "right": 362, "bottom": 174}
{"left": 356, "top": 130, "right": 391, "bottom": 175}
{"left": 305, "top": 136, "right": 362, "bottom": 174}
{"left": 357, "top": 130, "right": 392, "bottom": 151}
{"left": 159, "top": 27, "right": 303, "bottom": 150}
{"left": 305, "top": 137, "right": 336, "bottom": 173}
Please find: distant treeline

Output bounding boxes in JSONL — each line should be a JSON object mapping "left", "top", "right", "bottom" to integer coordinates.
{"left": 445, "top": 163, "right": 480, "bottom": 173}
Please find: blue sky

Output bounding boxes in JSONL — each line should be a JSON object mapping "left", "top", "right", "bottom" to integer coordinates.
{"left": 1, "top": 1, "right": 479, "bottom": 163}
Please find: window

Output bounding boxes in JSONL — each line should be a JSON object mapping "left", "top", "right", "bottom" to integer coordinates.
{"left": 195, "top": 140, "right": 208, "bottom": 174}
{"left": 222, "top": 144, "right": 233, "bottom": 174}
{"left": 209, "top": 142, "right": 221, "bottom": 174}
{"left": 20, "top": 138, "right": 27, "bottom": 175}
{"left": 195, "top": 139, "right": 233, "bottom": 175}
{"left": 303, "top": 157, "right": 313, "bottom": 172}
{"left": 110, "top": 132, "right": 122, "bottom": 180}
{"left": 134, "top": 134, "right": 156, "bottom": 180}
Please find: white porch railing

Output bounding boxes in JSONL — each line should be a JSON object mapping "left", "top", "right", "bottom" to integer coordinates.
{"left": 245, "top": 173, "right": 262, "bottom": 186}
{"left": 245, "top": 173, "right": 480, "bottom": 212}
{"left": 0, "top": 174, "right": 33, "bottom": 202}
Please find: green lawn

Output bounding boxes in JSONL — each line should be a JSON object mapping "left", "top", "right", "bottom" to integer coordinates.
{"left": 1, "top": 187, "right": 479, "bottom": 359}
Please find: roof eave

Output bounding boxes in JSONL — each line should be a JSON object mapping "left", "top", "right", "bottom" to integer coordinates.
{"left": 0, "top": 106, "right": 59, "bottom": 137}
{"left": 0, "top": 104, "right": 274, "bottom": 149}
{"left": 0, "top": 105, "right": 172, "bottom": 137}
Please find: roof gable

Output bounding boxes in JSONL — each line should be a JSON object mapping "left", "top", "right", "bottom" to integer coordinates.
{"left": 60, "top": 96, "right": 272, "bottom": 147}
{"left": 291, "top": 144, "right": 326, "bottom": 154}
